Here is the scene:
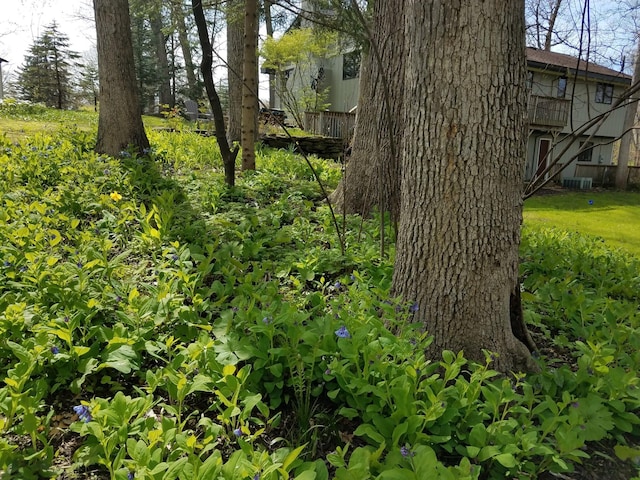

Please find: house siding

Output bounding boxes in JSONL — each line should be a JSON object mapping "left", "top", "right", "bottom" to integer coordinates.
{"left": 270, "top": 45, "right": 631, "bottom": 185}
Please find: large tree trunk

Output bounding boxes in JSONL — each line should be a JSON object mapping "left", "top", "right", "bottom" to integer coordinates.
{"left": 393, "top": 0, "right": 537, "bottom": 373}
{"left": 192, "top": 0, "right": 239, "bottom": 187}
{"left": 93, "top": 0, "right": 149, "bottom": 156}
{"left": 241, "top": 0, "right": 259, "bottom": 171}
{"left": 150, "top": 9, "right": 173, "bottom": 109}
{"left": 170, "top": 0, "right": 199, "bottom": 100}
{"left": 616, "top": 44, "right": 640, "bottom": 190}
{"left": 227, "top": 0, "right": 244, "bottom": 144}
{"left": 329, "top": 0, "right": 405, "bottom": 222}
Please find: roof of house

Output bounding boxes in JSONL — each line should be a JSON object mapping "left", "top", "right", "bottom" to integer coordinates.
{"left": 526, "top": 47, "right": 631, "bottom": 84}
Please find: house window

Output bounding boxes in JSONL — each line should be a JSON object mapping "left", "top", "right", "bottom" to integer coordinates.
{"left": 577, "top": 141, "right": 594, "bottom": 162}
{"left": 595, "top": 83, "right": 613, "bottom": 104}
{"left": 557, "top": 77, "right": 567, "bottom": 98}
{"left": 342, "top": 51, "right": 361, "bottom": 80}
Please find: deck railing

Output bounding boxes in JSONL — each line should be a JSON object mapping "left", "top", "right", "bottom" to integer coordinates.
{"left": 528, "top": 95, "right": 571, "bottom": 128}
{"left": 304, "top": 111, "right": 356, "bottom": 139}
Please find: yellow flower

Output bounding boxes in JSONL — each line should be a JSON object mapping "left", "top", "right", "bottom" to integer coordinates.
{"left": 110, "top": 191, "right": 123, "bottom": 202}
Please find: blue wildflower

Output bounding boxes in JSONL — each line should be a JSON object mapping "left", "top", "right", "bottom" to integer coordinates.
{"left": 400, "top": 445, "right": 414, "bottom": 458}
{"left": 2, "top": 261, "right": 11, "bottom": 267}
{"left": 253, "top": 474, "right": 260, "bottom": 480}
{"left": 171, "top": 254, "right": 179, "bottom": 261}
{"left": 262, "top": 316, "right": 272, "bottom": 325}
{"left": 571, "top": 402, "right": 580, "bottom": 408}
{"left": 233, "top": 427, "right": 242, "bottom": 437}
{"left": 143, "top": 147, "right": 152, "bottom": 155}
{"left": 409, "top": 302, "right": 419, "bottom": 313}
{"left": 51, "top": 346, "right": 60, "bottom": 355}
{"left": 119, "top": 150, "right": 131, "bottom": 158}
{"left": 128, "top": 472, "right": 135, "bottom": 480}
{"left": 588, "top": 199, "right": 594, "bottom": 205}
{"left": 335, "top": 326, "right": 351, "bottom": 338}
{"left": 73, "top": 405, "right": 92, "bottom": 423}
{"left": 334, "top": 281, "right": 342, "bottom": 289}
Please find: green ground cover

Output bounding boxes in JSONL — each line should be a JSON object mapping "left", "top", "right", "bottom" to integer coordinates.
{"left": 0, "top": 105, "right": 639, "bottom": 479}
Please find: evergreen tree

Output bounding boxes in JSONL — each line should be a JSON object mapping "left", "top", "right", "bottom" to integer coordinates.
{"left": 18, "top": 23, "right": 79, "bottom": 109}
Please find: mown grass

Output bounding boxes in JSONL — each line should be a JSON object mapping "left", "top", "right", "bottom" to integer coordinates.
{"left": 524, "top": 191, "right": 640, "bottom": 257}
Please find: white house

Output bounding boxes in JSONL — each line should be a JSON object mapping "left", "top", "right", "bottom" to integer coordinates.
{"left": 274, "top": 45, "right": 632, "bottom": 185}
{"left": 525, "top": 48, "right": 631, "bottom": 184}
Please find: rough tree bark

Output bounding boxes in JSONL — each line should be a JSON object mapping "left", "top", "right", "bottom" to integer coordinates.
{"left": 393, "top": 0, "right": 538, "bottom": 373}
{"left": 227, "top": 0, "right": 244, "bottom": 144}
{"left": 329, "top": 0, "right": 405, "bottom": 222}
{"left": 192, "top": 0, "right": 239, "bottom": 186}
{"left": 93, "top": 0, "right": 149, "bottom": 156}
{"left": 241, "top": 0, "right": 259, "bottom": 171}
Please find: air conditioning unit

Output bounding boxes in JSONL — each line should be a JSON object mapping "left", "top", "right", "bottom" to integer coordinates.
{"left": 562, "top": 177, "right": 593, "bottom": 189}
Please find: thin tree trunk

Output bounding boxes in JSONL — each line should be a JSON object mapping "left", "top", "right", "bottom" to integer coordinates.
{"left": 241, "top": 0, "right": 259, "bottom": 171}
{"left": 150, "top": 11, "right": 173, "bottom": 109}
{"left": 93, "top": 0, "right": 149, "bottom": 156}
{"left": 616, "top": 43, "right": 640, "bottom": 189}
{"left": 393, "top": 0, "right": 537, "bottom": 373}
{"left": 265, "top": 0, "right": 276, "bottom": 108}
{"left": 227, "top": 0, "right": 244, "bottom": 144}
{"left": 170, "top": 0, "right": 199, "bottom": 100}
{"left": 192, "top": 0, "right": 239, "bottom": 186}
{"left": 329, "top": 0, "right": 404, "bottom": 222}
{"left": 544, "top": 0, "right": 562, "bottom": 51}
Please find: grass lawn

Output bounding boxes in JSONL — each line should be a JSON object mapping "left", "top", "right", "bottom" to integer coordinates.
{"left": 524, "top": 191, "right": 640, "bottom": 257}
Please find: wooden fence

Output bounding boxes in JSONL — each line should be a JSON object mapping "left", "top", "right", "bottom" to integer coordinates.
{"left": 304, "top": 111, "right": 356, "bottom": 139}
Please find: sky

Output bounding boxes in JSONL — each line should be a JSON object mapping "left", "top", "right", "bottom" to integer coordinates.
{"left": 0, "top": 0, "right": 96, "bottom": 78}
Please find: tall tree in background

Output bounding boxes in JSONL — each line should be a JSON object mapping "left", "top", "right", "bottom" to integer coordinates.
{"left": 170, "top": 0, "right": 199, "bottom": 100}
{"left": 192, "top": 0, "right": 239, "bottom": 186}
{"left": 393, "top": 0, "right": 536, "bottom": 372}
{"left": 526, "top": 0, "right": 564, "bottom": 50}
{"left": 18, "top": 23, "right": 79, "bottom": 109}
{"left": 130, "top": 4, "right": 158, "bottom": 112}
{"left": 241, "top": 0, "right": 259, "bottom": 171}
{"left": 264, "top": 0, "right": 276, "bottom": 107}
{"left": 149, "top": 3, "right": 173, "bottom": 108}
{"left": 93, "top": 0, "right": 149, "bottom": 156}
{"left": 329, "top": 0, "right": 405, "bottom": 221}
{"left": 227, "top": 0, "right": 244, "bottom": 144}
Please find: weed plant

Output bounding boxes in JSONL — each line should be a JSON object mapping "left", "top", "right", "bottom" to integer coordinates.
{"left": 0, "top": 118, "right": 638, "bottom": 479}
